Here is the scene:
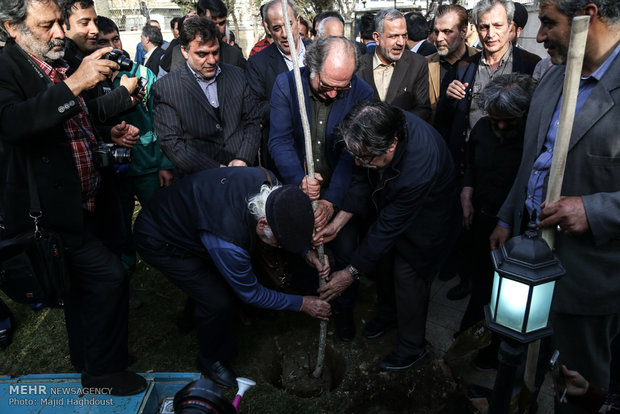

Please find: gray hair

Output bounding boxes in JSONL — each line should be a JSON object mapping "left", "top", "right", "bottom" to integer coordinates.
{"left": 142, "top": 24, "right": 163, "bottom": 47}
{"left": 316, "top": 16, "right": 343, "bottom": 38}
{"left": 338, "top": 101, "right": 408, "bottom": 157}
{"left": 247, "top": 184, "right": 280, "bottom": 220}
{"left": 0, "top": 0, "right": 55, "bottom": 42}
{"left": 472, "top": 0, "right": 515, "bottom": 25}
{"left": 304, "top": 36, "right": 360, "bottom": 76}
{"left": 479, "top": 73, "right": 537, "bottom": 118}
{"left": 263, "top": 0, "right": 298, "bottom": 26}
{"left": 540, "top": 0, "right": 619, "bottom": 24}
{"left": 374, "top": 8, "right": 404, "bottom": 35}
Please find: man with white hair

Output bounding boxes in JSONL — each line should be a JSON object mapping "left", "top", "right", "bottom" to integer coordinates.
{"left": 317, "top": 16, "right": 344, "bottom": 38}
{"left": 134, "top": 167, "right": 330, "bottom": 388}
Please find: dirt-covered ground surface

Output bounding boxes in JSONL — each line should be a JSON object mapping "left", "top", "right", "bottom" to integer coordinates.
{"left": 0, "top": 257, "right": 494, "bottom": 413}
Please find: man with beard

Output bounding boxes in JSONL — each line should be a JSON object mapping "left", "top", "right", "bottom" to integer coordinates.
{"left": 269, "top": 37, "right": 373, "bottom": 342}
{"left": 491, "top": 1, "right": 620, "bottom": 409}
{"left": 0, "top": 0, "right": 146, "bottom": 394}
{"left": 60, "top": 0, "right": 140, "bottom": 124}
{"left": 426, "top": 4, "right": 479, "bottom": 124}
{"left": 356, "top": 8, "right": 431, "bottom": 122}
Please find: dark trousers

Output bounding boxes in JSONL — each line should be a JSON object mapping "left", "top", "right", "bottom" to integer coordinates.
{"left": 116, "top": 172, "right": 162, "bottom": 267}
{"left": 135, "top": 232, "right": 238, "bottom": 362}
{"left": 394, "top": 253, "right": 431, "bottom": 356}
{"left": 64, "top": 214, "right": 129, "bottom": 375}
{"left": 459, "top": 209, "right": 498, "bottom": 332}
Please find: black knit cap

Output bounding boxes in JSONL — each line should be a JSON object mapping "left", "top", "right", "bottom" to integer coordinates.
{"left": 513, "top": 2, "right": 528, "bottom": 30}
{"left": 265, "top": 185, "right": 314, "bottom": 255}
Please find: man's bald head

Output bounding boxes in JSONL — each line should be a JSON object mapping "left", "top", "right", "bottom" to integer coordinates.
{"left": 317, "top": 16, "right": 344, "bottom": 38}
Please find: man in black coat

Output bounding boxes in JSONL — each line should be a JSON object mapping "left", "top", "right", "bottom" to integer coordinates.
{"left": 316, "top": 102, "right": 460, "bottom": 371}
{"left": 246, "top": 0, "right": 307, "bottom": 171}
{"left": 153, "top": 18, "right": 260, "bottom": 176}
{"left": 0, "top": 0, "right": 145, "bottom": 395}
{"left": 134, "top": 167, "right": 330, "bottom": 387}
{"left": 141, "top": 24, "right": 165, "bottom": 76}
{"left": 357, "top": 9, "right": 431, "bottom": 122}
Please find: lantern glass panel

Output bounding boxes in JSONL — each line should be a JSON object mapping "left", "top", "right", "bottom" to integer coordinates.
{"left": 496, "top": 277, "right": 530, "bottom": 332}
{"left": 525, "top": 281, "right": 556, "bottom": 333}
{"left": 490, "top": 271, "right": 501, "bottom": 318}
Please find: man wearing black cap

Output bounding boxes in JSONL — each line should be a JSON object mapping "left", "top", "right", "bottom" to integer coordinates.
{"left": 511, "top": 2, "right": 528, "bottom": 46}
{"left": 133, "top": 167, "right": 330, "bottom": 388}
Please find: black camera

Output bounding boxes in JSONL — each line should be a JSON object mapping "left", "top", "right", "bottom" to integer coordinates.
{"left": 135, "top": 77, "right": 148, "bottom": 96}
{"left": 104, "top": 49, "right": 133, "bottom": 72}
{"left": 92, "top": 143, "right": 132, "bottom": 168}
{"left": 173, "top": 379, "right": 235, "bottom": 414}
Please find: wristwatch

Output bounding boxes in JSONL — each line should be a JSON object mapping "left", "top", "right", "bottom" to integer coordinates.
{"left": 346, "top": 265, "right": 360, "bottom": 280}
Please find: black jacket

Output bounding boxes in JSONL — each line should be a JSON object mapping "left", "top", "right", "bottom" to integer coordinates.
{"left": 144, "top": 46, "right": 165, "bottom": 76}
{"left": 344, "top": 110, "right": 460, "bottom": 279}
{"left": 134, "top": 167, "right": 277, "bottom": 254}
{"left": 0, "top": 42, "right": 89, "bottom": 247}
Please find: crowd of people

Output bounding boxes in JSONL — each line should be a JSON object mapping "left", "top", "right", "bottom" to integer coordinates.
{"left": 0, "top": 0, "right": 617, "bottom": 412}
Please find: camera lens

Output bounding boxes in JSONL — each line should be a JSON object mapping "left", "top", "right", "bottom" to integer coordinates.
{"left": 173, "top": 379, "right": 235, "bottom": 414}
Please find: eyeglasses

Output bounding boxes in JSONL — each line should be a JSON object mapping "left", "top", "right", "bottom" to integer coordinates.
{"left": 318, "top": 73, "right": 352, "bottom": 93}
{"left": 348, "top": 150, "right": 378, "bottom": 169}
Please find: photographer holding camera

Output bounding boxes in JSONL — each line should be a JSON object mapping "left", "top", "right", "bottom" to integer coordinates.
{"left": 0, "top": 0, "right": 146, "bottom": 395}
{"left": 60, "top": 0, "right": 142, "bottom": 129}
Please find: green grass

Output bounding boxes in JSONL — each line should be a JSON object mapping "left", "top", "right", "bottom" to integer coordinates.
{"left": 0, "top": 255, "right": 472, "bottom": 413}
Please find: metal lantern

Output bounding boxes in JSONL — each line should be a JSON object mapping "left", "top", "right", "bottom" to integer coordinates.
{"left": 485, "top": 222, "right": 565, "bottom": 343}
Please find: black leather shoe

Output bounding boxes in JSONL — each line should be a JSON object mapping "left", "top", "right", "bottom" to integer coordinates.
{"left": 378, "top": 350, "right": 428, "bottom": 371}
{"left": 199, "top": 360, "right": 237, "bottom": 388}
{"left": 335, "top": 310, "right": 355, "bottom": 343}
{"left": 81, "top": 371, "right": 147, "bottom": 396}
{"left": 363, "top": 317, "right": 396, "bottom": 339}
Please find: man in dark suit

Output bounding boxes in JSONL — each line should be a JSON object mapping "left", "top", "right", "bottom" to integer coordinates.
{"left": 357, "top": 8, "right": 431, "bottom": 122}
{"left": 269, "top": 37, "right": 373, "bottom": 342}
{"left": 490, "top": 0, "right": 620, "bottom": 409}
{"left": 246, "top": 0, "right": 307, "bottom": 170}
{"left": 404, "top": 12, "right": 437, "bottom": 56}
{"left": 153, "top": 17, "right": 260, "bottom": 176}
{"left": 316, "top": 101, "right": 459, "bottom": 371}
{"left": 0, "top": 0, "right": 145, "bottom": 395}
{"left": 141, "top": 24, "right": 165, "bottom": 76}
